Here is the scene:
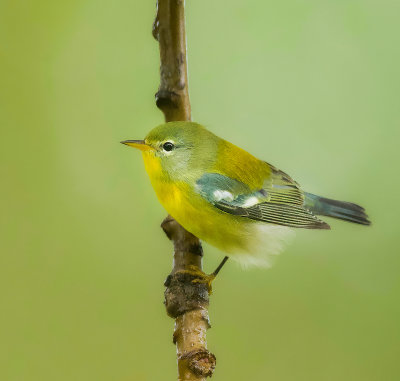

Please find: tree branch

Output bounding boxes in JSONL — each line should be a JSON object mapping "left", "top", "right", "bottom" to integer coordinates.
{"left": 153, "top": 1, "right": 216, "bottom": 379}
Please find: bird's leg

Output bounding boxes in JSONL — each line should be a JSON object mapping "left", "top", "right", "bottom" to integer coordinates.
{"left": 178, "top": 256, "right": 229, "bottom": 294}
{"left": 212, "top": 256, "right": 230, "bottom": 277}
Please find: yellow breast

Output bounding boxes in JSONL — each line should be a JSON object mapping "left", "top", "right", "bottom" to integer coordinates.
{"left": 142, "top": 152, "right": 188, "bottom": 216}
{"left": 141, "top": 152, "right": 247, "bottom": 251}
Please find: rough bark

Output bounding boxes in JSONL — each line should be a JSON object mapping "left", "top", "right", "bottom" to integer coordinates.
{"left": 153, "top": 1, "right": 216, "bottom": 380}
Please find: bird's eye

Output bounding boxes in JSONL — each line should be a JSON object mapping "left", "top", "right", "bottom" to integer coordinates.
{"left": 162, "top": 142, "right": 175, "bottom": 152}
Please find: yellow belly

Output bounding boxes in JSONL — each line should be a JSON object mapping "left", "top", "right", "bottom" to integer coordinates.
{"left": 156, "top": 179, "right": 247, "bottom": 251}
{"left": 142, "top": 152, "right": 292, "bottom": 266}
{"left": 142, "top": 152, "right": 247, "bottom": 252}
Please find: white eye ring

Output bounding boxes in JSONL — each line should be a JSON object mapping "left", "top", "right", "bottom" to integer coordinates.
{"left": 162, "top": 141, "right": 175, "bottom": 152}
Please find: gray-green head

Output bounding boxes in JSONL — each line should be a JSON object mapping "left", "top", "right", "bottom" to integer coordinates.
{"left": 121, "top": 121, "right": 220, "bottom": 180}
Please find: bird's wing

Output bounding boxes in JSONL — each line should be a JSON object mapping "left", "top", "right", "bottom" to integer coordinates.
{"left": 196, "top": 168, "right": 330, "bottom": 229}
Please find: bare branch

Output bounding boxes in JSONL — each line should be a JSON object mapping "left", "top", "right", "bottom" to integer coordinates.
{"left": 153, "top": 0, "right": 191, "bottom": 121}
{"left": 153, "top": 1, "right": 216, "bottom": 379}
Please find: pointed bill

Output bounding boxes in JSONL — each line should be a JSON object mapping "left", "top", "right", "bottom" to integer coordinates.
{"left": 121, "top": 140, "right": 153, "bottom": 151}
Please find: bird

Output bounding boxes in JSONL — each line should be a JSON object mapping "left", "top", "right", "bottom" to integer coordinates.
{"left": 122, "top": 121, "right": 370, "bottom": 269}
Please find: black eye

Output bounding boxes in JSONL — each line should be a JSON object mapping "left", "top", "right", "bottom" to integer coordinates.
{"left": 163, "top": 142, "right": 175, "bottom": 152}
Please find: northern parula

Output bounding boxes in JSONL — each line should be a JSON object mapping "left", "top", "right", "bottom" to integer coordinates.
{"left": 122, "top": 122, "right": 370, "bottom": 267}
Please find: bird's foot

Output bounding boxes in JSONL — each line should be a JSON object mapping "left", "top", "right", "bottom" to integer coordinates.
{"left": 191, "top": 268, "right": 217, "bottom": 294}
{"left": 175, "top": 257, "right": 229, "bottom": 294}
{"left": 175, "top": 265, "right": 215, "bottom": 294}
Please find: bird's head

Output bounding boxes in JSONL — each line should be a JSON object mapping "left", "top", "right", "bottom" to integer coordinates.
{"left": 122, "top": 121, "right": 219, "bottom": 181}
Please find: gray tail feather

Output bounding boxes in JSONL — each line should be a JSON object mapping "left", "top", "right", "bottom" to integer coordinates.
{"left": 304, "top": 192, "right": 371, "bottom": 226}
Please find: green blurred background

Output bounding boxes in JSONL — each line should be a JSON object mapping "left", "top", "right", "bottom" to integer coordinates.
{"left": 1, "top": 0, "right": 399, "bottom": 380}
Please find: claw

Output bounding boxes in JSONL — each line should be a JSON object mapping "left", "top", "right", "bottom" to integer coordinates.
{"left": 175, "top": 265, "right": 215, "bottom": 293}
{"left": 174, "top": 257, "right": 229, "bottom": 295}
{"left": 192, "top": 272, "right": 216, "bottom": 294}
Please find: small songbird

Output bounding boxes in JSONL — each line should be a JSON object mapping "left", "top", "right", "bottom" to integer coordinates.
{"left": 122, "top": 122, "right": 370, "bottom": 267}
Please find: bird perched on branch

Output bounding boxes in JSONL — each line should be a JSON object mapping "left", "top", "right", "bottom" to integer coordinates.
{"left": 122, "top": 122, "right": 370, "bottom": 268}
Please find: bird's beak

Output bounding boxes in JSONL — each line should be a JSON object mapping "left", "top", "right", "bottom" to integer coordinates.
{"left": 120, "top": 140, "right": 153, "bottom": 151}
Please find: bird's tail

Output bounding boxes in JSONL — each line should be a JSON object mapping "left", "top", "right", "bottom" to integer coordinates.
{"left": 304, "top": 192, "right": 371, "bottom": 226}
